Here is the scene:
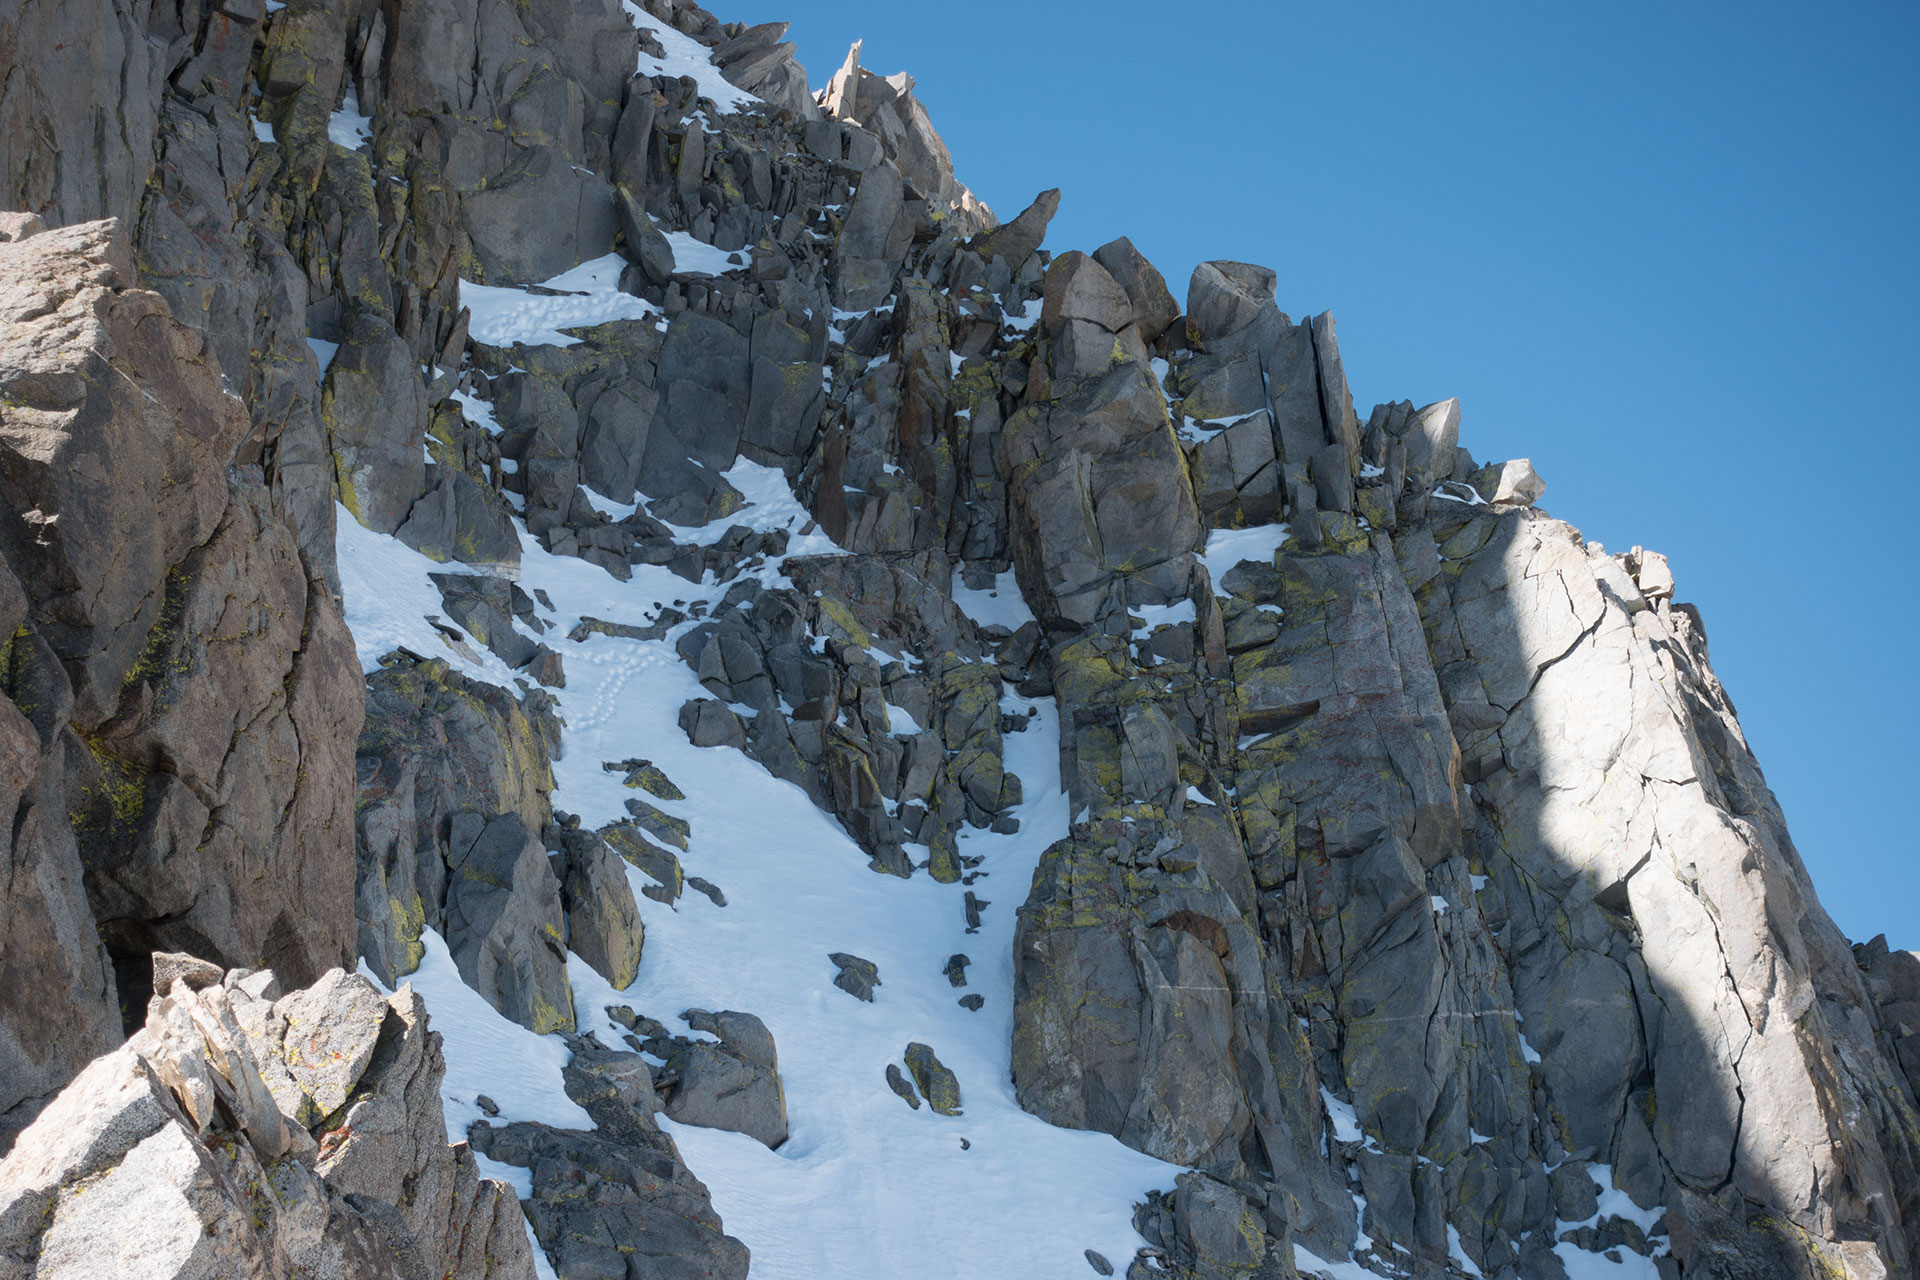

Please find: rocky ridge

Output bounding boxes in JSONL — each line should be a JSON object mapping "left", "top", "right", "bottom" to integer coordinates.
{"left": 0, "top": 1, "right": 1915, "bottom": 1278}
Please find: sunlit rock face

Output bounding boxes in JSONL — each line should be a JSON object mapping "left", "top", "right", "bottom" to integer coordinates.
{"left": 0, "top": 1, "right": 1916, "bottom": 1279}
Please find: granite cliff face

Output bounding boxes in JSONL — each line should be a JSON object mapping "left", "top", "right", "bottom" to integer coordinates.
{"left": 0, "top": 2, "right": 1915, "bottom": 1278}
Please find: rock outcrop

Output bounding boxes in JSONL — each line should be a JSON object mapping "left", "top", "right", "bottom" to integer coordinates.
{"left": 354, "top": 654, "right": 580, "bottom": 1033}
{"left": 1001, "top": 257, "right": 1920, "bottom": 1274}
{"left": 0, "top": 0, "right": 1913, "bottom": 1277}
{"left": 1006, "top": 256, "right": 1920, "bottom": 1275}
{"left": 0, "top": 959, "right": 531, "bottom": 1279}
{"left": 0, "top": 213, "right": 360, "bottom": 1141}
{"left": 471, "top": 1032, "right": 750, "bottom": 1280}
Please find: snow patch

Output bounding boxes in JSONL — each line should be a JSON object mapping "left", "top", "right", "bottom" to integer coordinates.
{"left": 1552, "top": 1242, "right": 1665, "bottom": 1279}
{"left": 641, "top": 458, "right": 840, "bottom": 562}
{"left": 661, "top": 224, "right": 750, "bottom": 276}
{"left": 1002, "top": 295, "right": 1042, "bottom": 332}
{"left": 461, "top": 254, "right": 661, "bottom": 349}
{"left": 621, "top": 2, "right": 760, "bottom": 112}
{"left": 949, "top": 569, "right": 1037, "bottom": 631}
{"left": 335, "top": 508, "right": 518, "bottom": 682}
{"left": 1192, "top": 410, "right": 1266, "bottom": 433}
{"left": 1131, "top": 600, "right": 1196, "bottom": 632}
{"left": 1558, "top": 1165, "right": 1666, "bottom": 1238}
{"left": 1199, "top": 522, "right": 1291, "bottom": 585}
{"left": 1447, "top": 1224, "right": 1486, "bottom": 1277}
{"left": 1433, "top": 481, "right": 1488, "bottom": 506}
{"left": 1320, "top": 1088, "right": 1362, "bottom": 1144}
{"left": 1293, "top": 1244, "right": 1380, "bottom": 1280}
{"left": 328, "top": 86, "right": 372, "bottom": 150}
{"left": 582, "top": 489, "right": 641, "bottom": 522}
{"left": 449, "top": 387, "right": 500, "bottom": 435}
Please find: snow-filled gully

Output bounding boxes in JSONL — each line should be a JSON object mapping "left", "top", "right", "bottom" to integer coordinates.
{"left": 339, "top": 468, "right": 1181, "bottom": 1279}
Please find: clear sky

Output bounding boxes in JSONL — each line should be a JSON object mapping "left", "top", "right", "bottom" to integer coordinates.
{"left": 778, "top": 1, "right": 1920, "bottom": 946}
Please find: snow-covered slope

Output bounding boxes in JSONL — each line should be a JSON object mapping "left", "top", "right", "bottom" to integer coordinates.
{"left": 339, "top": 484, "right": 1181, "bottom": 1277}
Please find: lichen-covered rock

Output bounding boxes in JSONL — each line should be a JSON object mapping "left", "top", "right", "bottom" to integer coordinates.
{"left": 354, "top": 653, "right": 566, "bottom": 1017}
{"left": 831, "top": 952, "right": 881, "bottom": 1002}
{"left": 324, "top": 311, "right": 430, "bottom": 535}
{"left": 553, "top": 825, "right": 645, "bottom": 991}
{"left": 444, "top": 811, "right": 575, "bottom": 1035}
{"left": 274, "top": 969, "right": 391, "bottom": 1124}
{"left": 903, "top": 1042, "right": 962, "bottom": 1117}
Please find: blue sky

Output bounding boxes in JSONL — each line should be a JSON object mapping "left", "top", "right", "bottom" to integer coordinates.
{"left": 781, "top": 1, "right": 1919, "bottom": 945}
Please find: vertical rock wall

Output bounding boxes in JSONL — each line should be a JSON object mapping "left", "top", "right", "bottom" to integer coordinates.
{"left": 0, "top": 215, "right": 359, "bottom": 1138}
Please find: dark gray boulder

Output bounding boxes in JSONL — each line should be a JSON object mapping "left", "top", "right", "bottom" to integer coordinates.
{"left": 473, "top": 1039, "right": 748, "bottom": 1280}
{"left": 1185, "top": 260, "right": 1277, "bottom": 347}
{"left": 554, "top": 830, "right": 644, "bottom": 992}
{"left": 830, "top": 953, "right": 881, "bottom": 1002}
{"left": 1091, "top": 237, "right": 1180, "bottom": 345}
{"left": 661, "top": 1030, "right": 788, "bottom": 1149}
{"left": 325, "top": 310, "right": 429, "bottom": 535}
{"left": 443, "top": 812, "right": 575, "bottom": 1035}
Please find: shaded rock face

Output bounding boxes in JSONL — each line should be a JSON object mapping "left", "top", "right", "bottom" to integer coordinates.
{"left": 1004, "top": 253, "right": 1920, "bottom": 1277}
{"left": 0, "top": 216, "right": 359, "bottom": 1135}
{"left": 354, "top": 655, "right": 579, "bottom": 1034}
{"left": 0, "top": 960, "right": 531, "bottom": 1280}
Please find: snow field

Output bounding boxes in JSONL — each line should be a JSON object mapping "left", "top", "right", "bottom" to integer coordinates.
{"left": 335, "top": 457, "right": 1182, "bottom": 1278}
